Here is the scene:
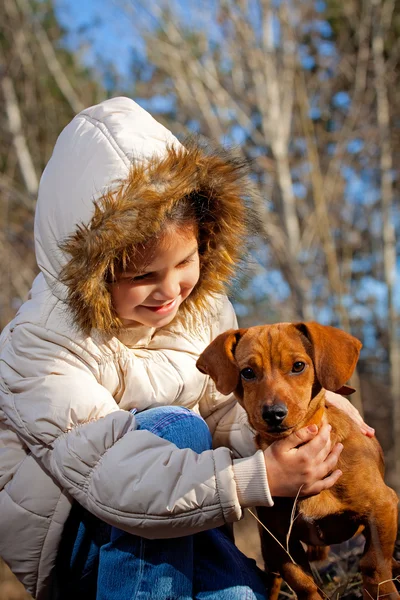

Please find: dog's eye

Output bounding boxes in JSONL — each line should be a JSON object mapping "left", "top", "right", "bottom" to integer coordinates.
{"left": 240, "top": 367, "right": 256, "bottom": 381}
{"left": 292, "top": 361, "right": 305, "bottom": 373}
{"left": 240, "top": 368, "right": 256, "bottom": 381}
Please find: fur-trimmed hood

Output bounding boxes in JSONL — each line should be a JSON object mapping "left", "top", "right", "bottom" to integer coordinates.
{"left": 34, "top": 97, "right": 254, "bottom": 333}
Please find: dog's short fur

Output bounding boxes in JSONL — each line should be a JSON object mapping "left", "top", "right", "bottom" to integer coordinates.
{"left": 197, "top": 322, "right": 400, "bottom": 600}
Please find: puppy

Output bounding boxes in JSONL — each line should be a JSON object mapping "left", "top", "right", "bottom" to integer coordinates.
{"left": 197, "top": 322, "right": 400, "bottom": 600}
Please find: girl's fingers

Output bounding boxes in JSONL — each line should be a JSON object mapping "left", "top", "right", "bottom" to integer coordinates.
{"left": 282, "top": 424, "right": 319, "bottom": 450}
{"left": 319, "top": 442, "right": 343, "bottom": 475}
{"left": 307, "top": 443, "right": 343, "bottom": 492}
{"left": 325, "top": 391, "right": 375, "bottom": 438}
{"left": 361, "top": 424, "right": 375, "bottom": 438}
{"left": 299, "top": 423, "right": 331, "bottom": 458}
{"left": 301, "top": 469, "right": 343, "bottom": 496}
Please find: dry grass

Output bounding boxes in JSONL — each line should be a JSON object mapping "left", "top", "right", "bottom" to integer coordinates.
{"left": 0, "top": 509, "right": 397, "bottom": 599}
{"left": 234, "top": 509, "right": 400, "bottom": 600}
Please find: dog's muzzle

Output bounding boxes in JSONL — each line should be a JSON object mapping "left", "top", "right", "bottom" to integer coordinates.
{"left": 261, "top": 403, "right": 288, "bottom": 430}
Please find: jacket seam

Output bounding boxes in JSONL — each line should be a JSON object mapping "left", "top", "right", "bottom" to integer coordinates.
{"left": 97, "top": 349, "right": 160, "bottom": 366}
{"left": 41, "top": 296, "right": 61, "bottom": 329}
{"left": 52, "top": 433, "right": 236, "bottom": 520}
{"left": 9, "top": 388, "right": 114, "bottom": 446}
{"left": 35, "top": 488, "right": 66, "bottom": 600}
{"left": 215, "top": 422, "right": 255, "bottom": 435}
{"left": 98, "top": 351, "right": 129, "bottom": 365}
{"left": 50, "top": 456, "right": 237, "bottom": 519}
{"left": 8, "top": 320, "right": 103, "bottom": 367}
{"left": 51, "top": 416, "right": 132, "bottom": 495}
{"left": 211, "top": 451, "right": 227, "bottom": 524}
{"left": 1, "top": 488, "right": 50, "bottom": 600}
{"left": 158, "top": 352, "right": 184, "bottom": 400}
{"left": 84, "top": 488, "right": 237, "bottom": 520}
{"left": 8, "top": 392, "right": 45, "bottom": 447}
{"left": 78, "top": 114, "right": 131, "bottom": 168}
{"left": 98, "top": 348, "right": 179, "bottom": 366}
{"left": 2, "top": 486, "right": 51, "bottom": 519}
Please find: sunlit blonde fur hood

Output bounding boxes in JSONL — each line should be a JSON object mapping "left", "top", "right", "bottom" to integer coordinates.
{"left": 34, "top": 97, "right": 255, "bottom": 333}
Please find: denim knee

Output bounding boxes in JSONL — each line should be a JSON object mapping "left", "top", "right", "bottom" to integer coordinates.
{"left": 134, "top": 406, "right": 212, "bottom": 453}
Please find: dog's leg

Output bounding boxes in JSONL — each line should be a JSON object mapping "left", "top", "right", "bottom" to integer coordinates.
{"left": 262, "top": 544, "right": 323, "bottom": 600}
{"left": 258, "top": 509, "right": 324, "bottom": 600}
{"left": 392, "top": 556, "right": 400, "bottom": 577}
{"left": 360, "top": 489, "right": 400, "bottom": 599}
{"left": 263, "top": 571, "right": 282, "bottom": 600}
{"left": 278, "top": 539, "right": 325, "bottom": 600}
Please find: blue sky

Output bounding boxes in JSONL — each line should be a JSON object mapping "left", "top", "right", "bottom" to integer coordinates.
{"left": 55, "top": 0, "right": 140, "bottom": 78}
{"left": 54, "top": 0, "right": 399, "bottom": 325}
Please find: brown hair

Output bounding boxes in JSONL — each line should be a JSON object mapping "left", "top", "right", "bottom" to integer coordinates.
{"left": 60, "top": 140, "right": 258, "bottom": 333}
{"left": 107, "top": 193, "right": 202, "bottom": 280}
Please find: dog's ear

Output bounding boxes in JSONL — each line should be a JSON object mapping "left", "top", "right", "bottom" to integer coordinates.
{"left": 196, "top": 329, "right": 246, "bottom": 395}
{"left": 335, "top": 385, "right": 356, "bottom": 396}
{"left": 294, "top": 322, "right": 362, "bottom": 392}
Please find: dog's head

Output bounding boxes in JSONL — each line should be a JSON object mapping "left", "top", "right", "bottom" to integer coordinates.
{"left": 196, "top": 322, "right": 362, "bottom": 440}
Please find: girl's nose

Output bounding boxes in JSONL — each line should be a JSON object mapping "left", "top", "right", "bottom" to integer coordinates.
{"left": 152, "top": 273, "right": 180, "bottom": 301}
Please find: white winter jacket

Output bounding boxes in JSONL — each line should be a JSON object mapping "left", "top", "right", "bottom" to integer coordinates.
{"left": 0, "top": 97, "right": 272, "bottom": 600}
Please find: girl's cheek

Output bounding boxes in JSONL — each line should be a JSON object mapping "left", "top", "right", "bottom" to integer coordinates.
{"left": 128, "top": 286, "right": 148, "bottom": 304}
{"left": 183, "top": 274, "right": 200, "bottom": 299}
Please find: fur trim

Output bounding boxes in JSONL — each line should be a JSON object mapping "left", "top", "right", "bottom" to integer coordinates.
{"left": 59, "top": 139, "right": 257, "bottom": 333}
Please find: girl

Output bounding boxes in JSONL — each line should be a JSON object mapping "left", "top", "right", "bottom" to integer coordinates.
{"left": 0, "top": 97, "right": 372, "bottom": 600}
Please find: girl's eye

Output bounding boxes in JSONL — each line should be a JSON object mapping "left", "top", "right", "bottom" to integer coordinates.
{"left": 178, "top": 257, "right": 195, "bottom": 268}
{"left": 130, "top": 272, "right": 153, "bottom": 282}
{"left": 292, "top": 361, "right": 305, "bottom": 373}
{"left": 240, "top": 367, "right": 256, "bottom": 381}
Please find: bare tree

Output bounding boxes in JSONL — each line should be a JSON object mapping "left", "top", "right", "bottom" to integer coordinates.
{"left": 115, "top": 0, "right": 400, "bottom": 460}
{"left": 371, "top": 0, "right": 399, "bottom": 493}
{"left": 119, "top": 0, "right": 376, "bottom": 404}
{"left": 0, "top": 0, "right": 101, "bottom": 328}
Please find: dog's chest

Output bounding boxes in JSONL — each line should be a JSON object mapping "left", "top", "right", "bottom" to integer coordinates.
{"left": 294, "top": 512, "right": 329, "bottom": 545}
{"left": 294, "top": 498, "right": 361, "bottom": 546}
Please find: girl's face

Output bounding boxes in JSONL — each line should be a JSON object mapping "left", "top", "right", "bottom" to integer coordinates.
{"left": 110, "top": 223, "right": 200, "bottom": 328}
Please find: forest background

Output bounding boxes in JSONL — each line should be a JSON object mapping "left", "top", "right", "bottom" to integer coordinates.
{"left": 0, "top": 0, "right": 399, "bottom": 500}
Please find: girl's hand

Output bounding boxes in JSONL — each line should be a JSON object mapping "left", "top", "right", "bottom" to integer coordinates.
{"left": 263, "top": 423, "right": 343, "bottom": 497}
{"left": 325, "top": 391, "right": 375, "bottom": 438}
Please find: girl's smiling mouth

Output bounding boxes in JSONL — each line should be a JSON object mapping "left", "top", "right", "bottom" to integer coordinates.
{"left": 142, "top": 299, "right": 178, "bottom": 314}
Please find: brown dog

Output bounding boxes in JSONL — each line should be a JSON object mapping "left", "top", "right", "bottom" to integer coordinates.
{"left": 197, "top": 322, "right": 400, "bottom": 600}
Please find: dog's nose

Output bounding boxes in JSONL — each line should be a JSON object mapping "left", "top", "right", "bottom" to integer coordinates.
{"left": 262, "top": 403, "right": 288, "bottom": 427}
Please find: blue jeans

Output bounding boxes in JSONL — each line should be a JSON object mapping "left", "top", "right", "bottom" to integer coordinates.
{"left": 57, "top": 406, "right": 267, "bottom": 600}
